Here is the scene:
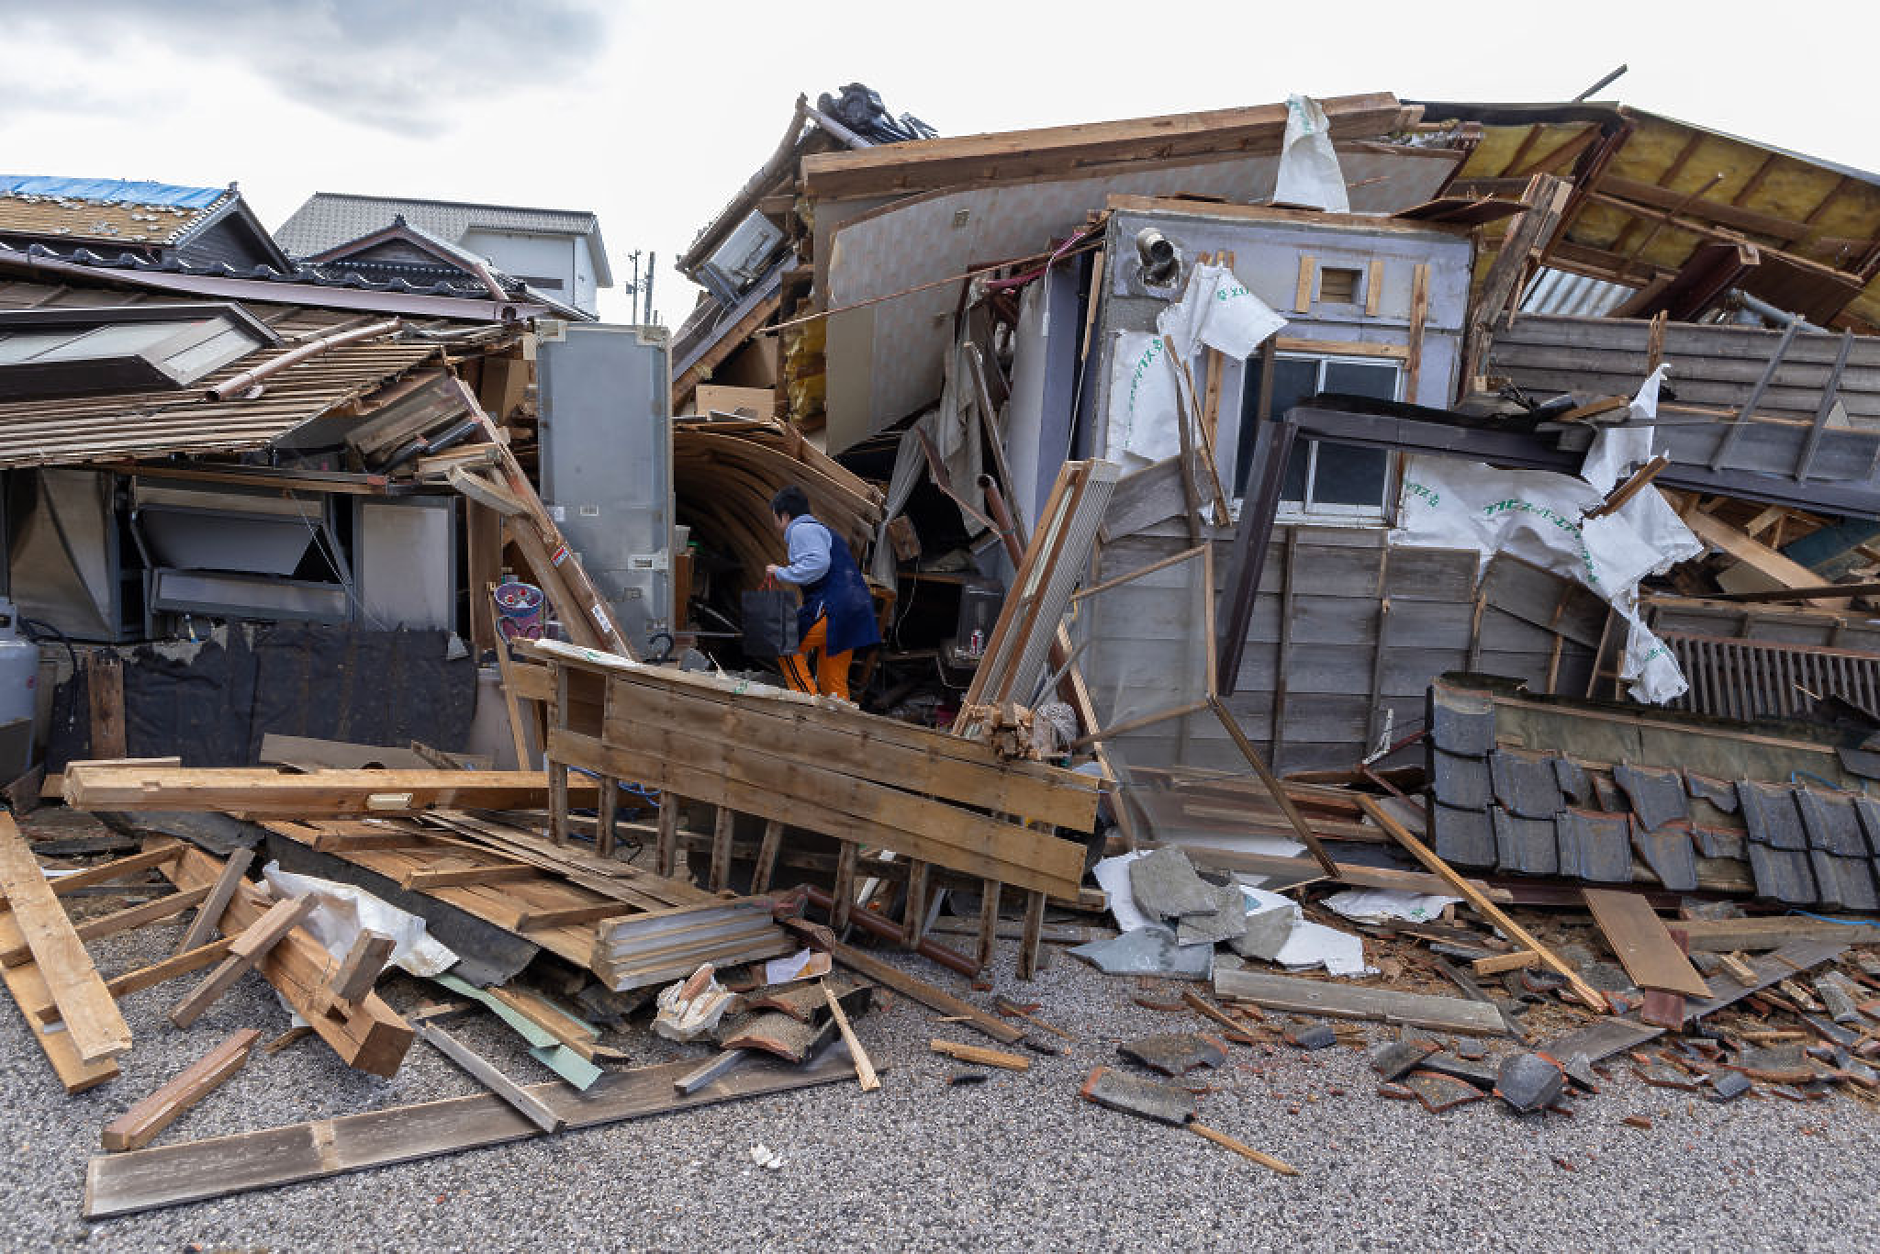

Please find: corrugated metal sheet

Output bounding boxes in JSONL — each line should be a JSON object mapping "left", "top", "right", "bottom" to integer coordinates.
{"left": 0, "top": 277, "right": 448, "bottom": 466}
{"left": 0, "top": 339, "right": 442, "bottom": 467}
{"left": 1519, "top": 266, "right": 1633, "bottom": 317}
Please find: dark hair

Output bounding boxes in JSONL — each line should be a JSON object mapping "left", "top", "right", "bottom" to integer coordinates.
{"left": 770, "top": 485, "right": 811, "bottom": 520}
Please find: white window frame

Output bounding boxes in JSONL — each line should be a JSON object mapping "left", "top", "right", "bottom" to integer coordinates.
{"left": 1228, "top": 352, "right": 1403, "bottom": 525}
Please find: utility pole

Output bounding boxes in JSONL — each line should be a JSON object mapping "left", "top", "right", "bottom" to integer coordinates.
{"left": 643, "top": 252, "right": 656, "bottom": 325}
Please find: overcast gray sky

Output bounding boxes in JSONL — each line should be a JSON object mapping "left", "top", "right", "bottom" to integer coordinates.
{"left": 0, "top": 1, "right": 1868, "bottom": 326}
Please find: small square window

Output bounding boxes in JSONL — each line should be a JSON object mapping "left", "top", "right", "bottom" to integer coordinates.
{"left": 1319, "top": 266, "right": 1362, "bottom": 304}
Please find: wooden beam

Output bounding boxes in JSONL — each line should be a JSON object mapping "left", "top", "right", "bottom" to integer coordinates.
{"left": 160, "top": 845, "right": 412, "bottom": 1076}
{"left": 1682, "top": 508, "right": 1850, "bottom": 609}
{"left": 175, "top": 848, "right": 253, "bottom": 957}
{"left": 64, "top": 766, "right": 595, "bottom": 817}
{"left": 0, "top": 815, "right": 131, "bottom": 1063}
{"left": 170, "top": 895, "right": 314, "bottom": 1029}
{"left": 779, "top": 918, "right": 1024, "bottom": 1045}
{"left": 101, "top": 1029, "right": 261, "bottom": 1152}
{"left": 413, "top": 1019, "right": 564, "bottom": 1134}
{"left": 1356, "top": 796, "right": 1609, "bottom": 1012}
{"left": 326, "top": 930, "right": 396, "bottom": 1004}
{"left": 84, "top": 653, "right": 127, "bottom": 760}
{"left": 83, "top": 1045, "right": 863, "bottom": 1219}
{"left": 1213, "top": 967, "right": 1509, "bottom": 1035}
{"left": 399, "top": 863, "right": 537, "bottom": 891}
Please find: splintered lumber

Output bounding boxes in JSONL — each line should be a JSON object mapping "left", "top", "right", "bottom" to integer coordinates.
{"left": 171, "top": 895, "right": 316, "bottom": 1028}
{"left": 0, "top": 949, "right": 119, "bottom": 1091}
{"left": 0, "top": 885, "right": 208, "bottom": 967}
{"left": 822, "top": 979, "right": 880, "bottom": 1091}
{"left": 327, "top": 930, "right": 396, "bottom": 1004}
{"left": 1673, "top": 916, "right": 1880, "bottom": 950}
{"left": 175, "top": 848, "right": 253, "bottom": 956}
{"left": 101, "top": 1029, "right": 261, "bottom": 1152}
{"left": 159, "top": 845, "right": 413, "bottom": 1076}
{"left": 779, "top": 918, "right": 1025, "bottom": 1046}
{"left": 1213, "top": 969, "right": 1510, "bottom": 1036}
{"left": 413, "top": 1019, "right": 564, "bottom": 1134}
{"left": 1473, "top": 951, "right": 1540, "bottom": 976}
{"left": 0, "top": 841, "right": 182, "bottom": 910}
{"left": 1356, "top": 796, "right": 1610, "bottom": 1012}
{"left": 85, "top": 1043, "right": 862, "bottom": 1218}
{"left": 62, "top": 766, "right": 594, "bottom": 817}
{"left": 1582, "top": 889, "right": 1712, "bottom": 999}
{"left": 931, "top": 1039, "right": 1031, "bottom": 1071}
{"left": 1190, "top": 1123, "right": 1299, "bottom": 1176}
{"left": 0, "top": 815, "right": 131, "bottom": 1063}
{"left": 25, "top": 938, "right": 238, "bottom": 1027}
{"left": 591, "top": 898, "right": 795, "bottom": 992}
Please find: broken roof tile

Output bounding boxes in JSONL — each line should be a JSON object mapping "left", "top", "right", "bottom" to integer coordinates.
{"left": 1691, "top": 825, "right": 1748, "bottom": 861}
{"left": 1432, "top": 802, "right": 1497, "bottom": 868}
{"left": 1491, "top": 751, "right": 1563, "bottom": 819}
{"left": 1739, "top": 782, "right": 1809, "bottom": 851}
{"left": 1431, "top": 748, "right": 1491, "bottom": 812}
{"left": 1429, "top": 682, "right": 1495, "bottom": 757}
{"left": 1746, "top": 841, "right": 1819, "bottom": 905}
{"left": 1685, "top": 772, "right": 1740, "bottom": 814}
{"left": 1615, "top": 763, "right": 1690, "bottom": 832}
{"left": 1807, "top": 850, "right": 1880, "bottom": 913}
{"left": 1492, "top": 806, "right": 1559, "bottom": 876}
{"left": 1556, "top": 809, "right": 1636, "bottom": 883}
{"left": 1554, "top": 757, "right": 1593, "bottom": 806}
{"left": 1795, "top": 789, "right": 1869, "bottom": 856}
{"left": 1631, "top": 821, "right": 1699, "bottom": 893}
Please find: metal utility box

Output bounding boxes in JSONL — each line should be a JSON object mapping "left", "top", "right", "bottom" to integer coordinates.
{"left": 536, "top": 322, "right": 675, "bottom": 651}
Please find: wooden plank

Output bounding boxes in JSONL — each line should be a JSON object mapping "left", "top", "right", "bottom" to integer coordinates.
{"left": 400, "top": 863, "right": 537, "bottom": 891}
{"left": 327, "top": 930, "right": 396, "bottom": 1004}
{"left": 0, "top": 945, "right": 119, "bottom": 1091}
{"left": 83, "top": 1045, "right": 863, "bottom": 1219}
{"left": 64, "top": 766, "right": 593, "bottom": 816}
{"left": 512, "top": 902, "right": 637, "bottom": 930}
{"left": 84, "top": 652, "right": 127, "bottom": 760}
{"left": 413, "top": 1020, "right": 564, "bottom": 1134}
{"left": 170, "top": 895, "right": 315, "bottom": 1029}
{"left": 1472, "top": 950, "right": 1539, "bottom": 976}
{"left": 709, "top": 805, "right": 734, "bottom": 894}
{"left": 1356, "top": 795, "right": 1609, "bottom": 1011}
{"left": 654, "top": 794, "right": 680, "bottom": 878}
{"left": 1016, "top": 888, "right": 1046, "bottom": 982}
{"left": 175, "top": 848, "right": 253, "bottom": 956}
{"left": 1405, "top": 262, "right": 1429, "bottom": 397}
{"left": 1294, "top": 254, "right": 1315, "bottom": 313}
{"left": 931, "top": 1039, "right": 1030, "bottom": 1071}
{"left": 0, "top": 815, "right": 131, "bottom": 1062}
{"left": 1213, "top": 968, "right": 1509, "bottom": 1035}
{"left": 751, "top": 820, "right": 784, "bottom": 895}
{"left": 1582, "top": 888, "right": 1712, "bottom": 999}
{"left": 101, "top": 1030, "right": 261, "bottom": 1152}
{"left": 1365, "top": 258, "right": 1385, "bottom": 316}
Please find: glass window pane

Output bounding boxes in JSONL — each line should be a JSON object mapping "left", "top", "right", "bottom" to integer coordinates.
{"left": 1322, "top": 359, "right": 1400, "bottom": 401}
{"left": 1281, "top": 440, "right": 1311, "bottom": 501}
{"left": 1309, "top": 441, "right": 1390, "bottom": 507}
{"left": 1234, "top": 358, "right": 1321, "bottom": 495}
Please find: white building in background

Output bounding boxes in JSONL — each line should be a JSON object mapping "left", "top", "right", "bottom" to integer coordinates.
{"left": 275, "top": 192, "right": 612, "bottom": 317}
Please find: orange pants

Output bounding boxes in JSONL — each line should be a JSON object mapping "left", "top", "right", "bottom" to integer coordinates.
{"left": 780, "top": 613, "right": 854, "bottom": 701}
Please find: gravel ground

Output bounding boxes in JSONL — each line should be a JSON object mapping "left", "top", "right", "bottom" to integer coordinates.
{"left": 6, "top": 816, "right": 1880, "bottom": 1253}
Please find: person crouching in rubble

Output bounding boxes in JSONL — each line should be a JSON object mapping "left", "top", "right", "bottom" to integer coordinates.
{"left": 765, "top": 485, "right": 880, "bottom": 702}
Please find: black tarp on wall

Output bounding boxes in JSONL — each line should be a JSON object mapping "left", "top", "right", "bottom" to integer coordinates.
{"left": 48, "top": 624, "right": 475, "bottom": 768}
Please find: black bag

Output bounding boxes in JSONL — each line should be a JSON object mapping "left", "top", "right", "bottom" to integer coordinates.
{"left": 740, "top": 585, "right": 799, "bottom": 658}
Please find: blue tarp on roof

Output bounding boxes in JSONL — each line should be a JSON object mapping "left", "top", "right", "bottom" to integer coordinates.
{"left": 0, "top": 176, "right": 224, "bottom": 209}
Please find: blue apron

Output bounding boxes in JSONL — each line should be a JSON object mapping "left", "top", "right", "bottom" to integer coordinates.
{"left": 800, "top": 526, "right": 881, "bottom": 655}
